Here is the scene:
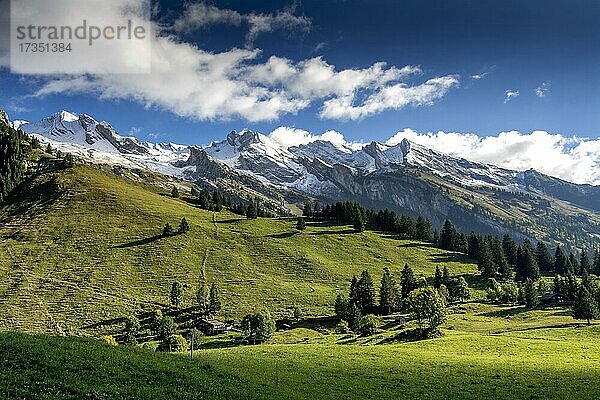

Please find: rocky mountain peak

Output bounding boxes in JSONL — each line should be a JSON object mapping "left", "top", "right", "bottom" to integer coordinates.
{"left": 0, "top": 109, "right": 9, "bottom": 126}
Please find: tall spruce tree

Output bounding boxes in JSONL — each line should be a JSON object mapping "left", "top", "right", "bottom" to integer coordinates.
{"left": 170, "top": 282, "right": 183, "bottom": 308}
{"left": 478, "top": 240, "right": 497, "bottom": 279}
{"left": 492, "top": 239, "right": 511, "bottom": 280}
{"left": 434, "top": 266, "right": 443, "bottom": 289}
{"left": 356, "top": 270, "right": 376, "bottom": 312}
{"left": 208, "top": 283, "right": 221, "bottom": 316}
{"left": 554, "top": 246, "right": 568, "bottom": 275}
{"left": 502, "top": 234, "right": 518, "bottom": 268}
{"left": 246, "top": 202, "right": 257, "bottom": 220}
{"left": 400, "top": 263, "right": 417, "bottom": 299}
{"left": 573, "top": 285, "right": 599, "bottom": 325}
{"left": 580, "top": 251, "right": 592, "bottom": 275}
{"left": 349, "top": 276, "right": 359, "bottom": 306}
{"left": 415, "top": 216, "right": 433, "bottom": 242}
{"left": 535, "top": 242, "right": 554, "bottom": 273}
{"left": 594, "top": 249, "right": 600, "bottom": 275}
{"left": 439, "top": 219, "right": 458, "bottom": 251}
{"left": 379, "top": 267, "right": 399, "bottom": 314}
{"left": 569, "top": 252, "right": 580, "bottom": 276}
{"left": 516, "top": 240, "right": 540, "bottom": 281}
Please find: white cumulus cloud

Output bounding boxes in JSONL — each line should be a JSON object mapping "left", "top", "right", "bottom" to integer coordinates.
{"left": 25, "top": 1, "right": 458, "bottom": 123}
{"left": 386, "top": 129, "right": 600, "bottom": 185}
{"left": 504, "top": 89, "right": 519, "bottom": 103}
{"left": 535, "top": 81, "right": 551, "bottom": 98}
{"left": 268, "top": 126, "right": 363, "bottom": 150}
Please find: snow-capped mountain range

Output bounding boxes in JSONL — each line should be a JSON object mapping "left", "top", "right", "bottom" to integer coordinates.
{"left": 13, "top": 110, "right": 523, "bottom": 192}
{"left": 7, "top": 109, "right": 600, "bottom": 244}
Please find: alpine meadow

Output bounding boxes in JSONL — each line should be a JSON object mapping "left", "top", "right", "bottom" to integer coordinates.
{"left": 2, "top": 1, "right": 600, "bottom": 399}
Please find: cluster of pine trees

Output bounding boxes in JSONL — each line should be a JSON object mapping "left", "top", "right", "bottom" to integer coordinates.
{"left": 0, "top": 121, "right": 35, "bottom": 203}
{"left": 304, "top": 201, "right": 435, "bottom": 240}
{"left": 334, "top": 264, "right": 469, "bottom": 326}
{"left": 189, "top": 186, "right": 275, "bottom": 220}
{"left": 305, "top": 201, "right": 599, "bottom": 285}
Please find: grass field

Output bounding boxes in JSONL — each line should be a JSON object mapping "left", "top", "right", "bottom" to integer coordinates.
{"left": 2, "top": 165, "right": 600, "bottom": 399}
{"left": 2, "top": 304, "right": 600, "bottom": 400}
{"left": 0, "top": 165, "right": 478, "bottom": 334}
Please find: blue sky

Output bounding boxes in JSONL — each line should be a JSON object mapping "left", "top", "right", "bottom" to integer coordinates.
{"left": 1, "top": 0, "right": 599, "bottom": 147}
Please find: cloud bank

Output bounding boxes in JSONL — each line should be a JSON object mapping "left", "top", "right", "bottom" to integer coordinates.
{"left": 386, "top": 129, "right": 600, "bottom": 185}
{"left": 268, "top": 125, "right": 600, "bottom": 185}
{"left": 23, "top": 1, "right": 458, "bottom": 123}
{"left": 269, "top": 126, "right": 363, "bottom": 150}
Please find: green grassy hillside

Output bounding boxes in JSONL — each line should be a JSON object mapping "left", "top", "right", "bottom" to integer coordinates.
{"left": 4, "top": 310, "right": 600, "bottom": 400}
{"left": 0, "top": 165, "right": 477, "bottom": 334}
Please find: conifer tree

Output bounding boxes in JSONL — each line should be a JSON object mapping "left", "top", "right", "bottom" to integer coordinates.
{"left": 573, "top": 285, "right": 599, "bottom": 325}
{"left": 349, "top": 276, "right": 359, "bottom": 306}
{"left": 171, "top": 186, "right": 180, "bottom": 198}
{"left": 536, "top": 242, "right": 554, "bottom": 273}
{"left": 569, "top": 252, "right": 580, "bottom": 276}
{"left": 502, "top": 234, "right": 518, "bottom": 268}
{"left": 163, "top": 223, "right": 174, "bottom": 237}
{"left": 467, "top": 232, "right": 481, "bottom": 260}
{"left": 170, "top": 281, "right": 183, "bottom": 308}
{"left": 523, "top": 279, "right": 539, "bottom": 309}
{"left": 196, "top": 282, "right": 209, "bottom": 315}
{"left": 246, "top": 202, "right": 257, "bottom": 220}
{"left": 296, "top": 217, "right": 306, "bottom": 231}
{"left": 439, "top": 219, "right": 458, "bottom": 251}
{"left": 554, "top": 246, "right": 568, "bottom": 275}
{"left": 334, "top": 293, "right": 350, "bottom": 320}
{"left": 178, "top": 217, "right": 190, "bottom": 234}
{"left": 580, "top": 251, "right": 592, "bottom": 275}
{"left": 516, "top": 240, "right": 540, "bottom": 281}
{"left": 353, "top": 212, "right": 365, "bottom": 232}
{"left": 478, "top": 240, "right": 497, "bottom": 279}
{"left": 415, "top": 216, "right": 433, "bottom": 242}
{"left": 379, "top": 267, "right": 399, "bottom": 314}
{"left": 208, "top": 283, "right": 221, "bottom": 316}
{"left": 594, "top": 249, "right": 600, "bottom": 276}
{"left": 434, "top": 266, "right": 443, "bottom": 289}
{"left": 492, "top": 239, "right": 511, "bottom": 280}
{"left": 356, "top": 270, "right": 376, "bottom": 312}
{"left": 442, "top": 266, "right": 450, "bottom": 287}
{"left": 302, "top": 203, "right": 313, "bottom": 218}
{"left": 400, "top": 263, "right": 417, "bottom": 299}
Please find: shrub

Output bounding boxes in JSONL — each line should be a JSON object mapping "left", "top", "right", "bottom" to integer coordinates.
{"left": 102, "top": 335, "right": 117, "bottom": 346}
{"left": 241, "top": 309, "right": 276, "bottom": 344}
{"left": 158, "top": 334, "right": 188, "bottom": 352}
{"left": 408, "top": 287, "right": 447, "bottom": 333}
{"left": 335, "top": 320, "right": 350, "bottom": 334}
{"left": 141, "top": 341, "right": 158, "bottom": 351}
{"left": 355, "top": 314, "right": 380, "bottom": 336}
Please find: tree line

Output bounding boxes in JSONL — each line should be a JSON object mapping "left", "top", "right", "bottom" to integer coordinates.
{"left": 334, "top": 264, "right": 469, "bottom": 336}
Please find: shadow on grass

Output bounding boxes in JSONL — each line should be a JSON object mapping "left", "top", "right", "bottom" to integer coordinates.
{"left": 291, "top": 316, "right": 339, "bottom": 330}
{"left": 196, "top": 339, "right": 239, "bottom": 350}
{"left": 490, "top": 322, "right": 586, "bottom": 335}
{"left": 216, "top": 218, "right": 244, "bottom": 224}
{"left": 114, "top": 234, "right": 164, "bottom": 248}
{"left": 309, "top": 229, "right": 356, "bottom": 236}
{"left": 479, "top": 305, "right": 528, "bottom": 318}
{"left": 267, "top": 231, "right": 299, "bottom": 239}
{"left": 429, "top": 253, "right": 476, "bottom": 265}
{"left": 377, "top": 328, "right": 434, "bottom": 344}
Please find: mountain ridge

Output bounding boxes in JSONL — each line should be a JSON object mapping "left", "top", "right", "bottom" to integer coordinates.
{"left": 4, "top": 108, "right": 600, "bottom": 245}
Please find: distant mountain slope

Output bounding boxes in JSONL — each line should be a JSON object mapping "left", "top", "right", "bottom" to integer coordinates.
{"left": 6, "top": 109, "right": 600, "bottom": 246}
